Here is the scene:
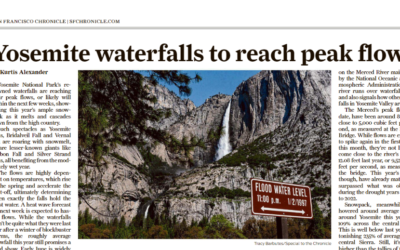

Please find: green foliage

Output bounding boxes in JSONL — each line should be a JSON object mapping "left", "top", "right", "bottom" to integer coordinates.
{"left": 138, "top": 149, "right": 179, "bottom": 182}
{"left": 78, "top": 209, "right": 244, "bottom": 239}
{"left": 209, "top": 202, "right": 215, "bottom": 209}
{"left": 79, "top": 224, "right": 112, "bottom": 239}
{"left": 324, "top": 212, "right": 331, "bottom": 230}
{"left": 173, "top": 218, "right": 188, "bottom": 238}
{"left": 147, "top": 225, "right": 168, "bottom": 239}
{"left": 203, "top": 187, "right": 250, "bottom": 199}
{"left": 242, "top": 216, "right": 330, "bottom": 239}
{"left": 312, "top": 186, "right": 331, "bottom": 197}
{"left": 274, "top": 168, "right": 292, "bottom": 178}
{"left": 287, "top": 219, "right": 308, "bottom": 239}
{"left": 307, "top": 202, "right": 325, "bottom": 239}
{"left": 218, "top": 153, "right": 246, "bottom": 166}
{"left": 207, "top": 127, "right": 225, "bottom": 142}
{"left": 208, "top": 214, "right": 233, "bottom": 231}
{"left": 207, "top": 129, "right": 217, "bottom": 141}
{"left": 141, "top": 197, "right": 152, "bottom": 203}
{"left": 216, "top": 132, "right": 279, "bottom": 169}
{"left": 167, "top": 135, "right": 206, "bottom": 165}
{"left": 242, "top": 218, "right": 277, "bottom": 239}
{"left": 247, "top": 154, "right": 277, "bottom": 170}
{"left": 78, "top": 208, "right": 330, "bottom": 239}
{"left": 198, "top": 216, "right": 209, "bottom": 228}
{"left": 184, "top": 226, "right": 204, "bottom": 239}
{"left": 206, "top": 215, "right": 245, "bottom": 239}
{"left": 110, "top": 153, "right": 132, "bottom": 166}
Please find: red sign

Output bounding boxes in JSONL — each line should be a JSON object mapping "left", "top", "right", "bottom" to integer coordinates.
{"left": 251, "top": 179, "right": 313, "bottom": 219}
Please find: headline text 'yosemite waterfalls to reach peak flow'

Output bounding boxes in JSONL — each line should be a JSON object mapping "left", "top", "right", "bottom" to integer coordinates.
{"left": 215, "top": 100, "right": 232, "bottom": 161}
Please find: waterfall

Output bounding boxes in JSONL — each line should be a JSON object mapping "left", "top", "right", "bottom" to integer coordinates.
{"left": 215, "top": 100, "right": 232, "bottom": 161}
{"left": 144, "top": 204, "right": 150, "bottom": 219}
{"left": 232, "top": 202, "right": 237, "bottom": 227}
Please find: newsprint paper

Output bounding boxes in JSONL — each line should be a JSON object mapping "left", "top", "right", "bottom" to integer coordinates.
{"left": 1, "top": 2, "right": 400, "bottom": 250}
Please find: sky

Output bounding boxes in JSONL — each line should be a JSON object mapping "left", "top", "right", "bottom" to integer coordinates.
{"left": 159, "top": 70, "right": 261, "bottom": 107}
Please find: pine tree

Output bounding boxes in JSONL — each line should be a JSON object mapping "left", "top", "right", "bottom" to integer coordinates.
{"left": 198, "top": 216, "right": 208, "bottom": 228}
{"left": 83, "top": 208, "right": 92, "bottom": 224}
{"left": 119, "top": 216, "right": 126, "bottom": 229}
{"left": 307, "top": 201, "right": 325, "bottom": 239}
{"left": 154, "top": 213, "right": 160, "bottom": 225}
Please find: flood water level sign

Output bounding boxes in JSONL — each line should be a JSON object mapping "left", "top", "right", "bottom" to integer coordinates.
{"left": 251, "top": 179, "right": 313, "bottom": 219}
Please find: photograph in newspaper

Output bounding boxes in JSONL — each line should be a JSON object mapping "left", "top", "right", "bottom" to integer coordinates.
{"left": 77, "top": 70, "right": 331, "bottom": 239}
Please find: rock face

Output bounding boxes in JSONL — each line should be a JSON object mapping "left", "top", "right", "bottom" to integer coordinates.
{"left": 113, "top": 145, "right": 145, "bottom": 166}
{"left": 79, "top": 148, "right": 153, "bottom": 223}
{"left": 230, "top": 70, "right": 331, "bottom": 147}
{"left": 79, "top": 70, "right": 331, "bottom": 229}
{"left": 166, "top": 94, "right": 231, "bottom": 167}
{"left": 149, "top": 84, "right": 196, "bottom": 115}
{"left": 146, "top": 83, "right": 231, "bottom": 168}
{"left": 147, "top": 83, "right": 196, "bottom": 130}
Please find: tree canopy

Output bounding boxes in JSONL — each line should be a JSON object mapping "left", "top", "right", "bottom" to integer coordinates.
{"left": 79, "top": 208, "right": 330, "bottom": 239}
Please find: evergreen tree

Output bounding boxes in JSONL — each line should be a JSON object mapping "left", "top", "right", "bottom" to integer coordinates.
{"left": 287, "top": 218, "right": 307, "bottom": 239}
{"left": 190, "top": 218, "right": 198, "bottom": 227}
{"left": 147, "top": 225, "right": 168, "bottom": 239}
{"left": 111, "top": 217, "right": 119, "bottom": 228}
{"left": 198, "top": 216, "right": 208, "bottom": 228}
{"left": 242, "top": 218, "right": 260, "bottom": 238}
{"left": 83, "top": 208, "right": 92, "bottom": 224}
{"left": 172, "top": 215, "right": 177, "bottom": 226}
{"left": 134, "top": 215, "right": 144, "bottom": 228}
{"left": 154, "top": 213, "right": 160, "bottom": 226}
{"left": 206, "top": 215, "right": 245, "bottom": 239}
{"left": 184, "top": 226, "right": 205, "bottom": 239}
{"left": 119, "top": 216, "right": 126, "bottom": 229}
{"left": 307, "top": 201, "right": 325, "bottom": 239}
{"left": 173, "top": 218, "right": 188, "bottom": 238}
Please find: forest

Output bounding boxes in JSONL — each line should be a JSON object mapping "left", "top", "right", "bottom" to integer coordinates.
{"left": 78, "top": 202, "right": 331, "bottom": 239}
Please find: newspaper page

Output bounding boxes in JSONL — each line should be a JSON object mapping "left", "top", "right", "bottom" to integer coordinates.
{"left": 0, "top": 3, "right": 400, "bottom": 250}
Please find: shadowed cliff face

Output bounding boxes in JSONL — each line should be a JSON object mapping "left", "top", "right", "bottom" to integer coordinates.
{"left": 230, "top": 70, "right": 331, "bottom": 148}
{"left": 147, "top": 84, "right": 232, "bottom": 168}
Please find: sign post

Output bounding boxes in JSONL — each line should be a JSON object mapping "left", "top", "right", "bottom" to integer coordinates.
{"left": 276, "top": 217, "right": 288, "bottom": 239}
{"left": 250, "top": 179, "right": 313, "bottom": 239}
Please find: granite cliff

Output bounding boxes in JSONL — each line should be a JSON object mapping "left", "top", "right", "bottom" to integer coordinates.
{"left": 230, "top": 70, "right": 331, "bottom": 147}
